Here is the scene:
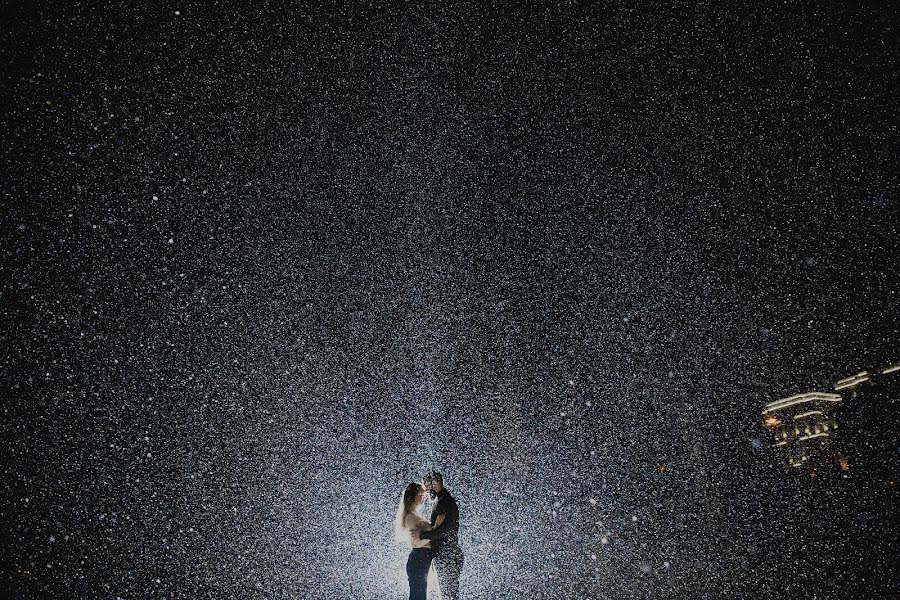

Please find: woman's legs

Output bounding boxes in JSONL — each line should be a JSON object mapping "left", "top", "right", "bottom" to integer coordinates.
{"left": 406, "top": 549, "right": 432, "bottom": 600}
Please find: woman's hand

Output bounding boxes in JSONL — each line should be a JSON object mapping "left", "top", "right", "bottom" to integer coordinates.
{"left": 433, "top": 514, "right": 445, "bottom": 528}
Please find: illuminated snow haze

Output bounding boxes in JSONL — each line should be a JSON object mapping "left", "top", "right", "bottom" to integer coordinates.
{"left": 3, "top": 2, "right": 898, "bottom": 599}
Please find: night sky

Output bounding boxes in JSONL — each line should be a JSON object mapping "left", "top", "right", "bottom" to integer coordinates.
{"left": 3, "top": 2, "right": 898, "bottom": 599}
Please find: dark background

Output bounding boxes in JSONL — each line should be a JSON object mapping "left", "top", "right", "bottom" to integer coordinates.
{"left": 2, "top": 1, "right": 898, "bottom": 598}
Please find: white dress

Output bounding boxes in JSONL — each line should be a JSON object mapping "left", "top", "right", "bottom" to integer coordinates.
{"left": 403, "top": 512, "right": 432, "bottom": 549}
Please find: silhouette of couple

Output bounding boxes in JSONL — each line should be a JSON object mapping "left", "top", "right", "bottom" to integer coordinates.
{"left": 394, "top": 471, "right": 464, "bottom": 600}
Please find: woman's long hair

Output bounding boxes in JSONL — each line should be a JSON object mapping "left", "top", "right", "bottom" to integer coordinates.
{"left": 394, "top": 482, "right": 423, "bottom": 543}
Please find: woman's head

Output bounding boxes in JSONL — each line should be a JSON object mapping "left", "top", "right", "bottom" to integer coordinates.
{"left": 401, "top": 482, "right": 426, "bottom": 511}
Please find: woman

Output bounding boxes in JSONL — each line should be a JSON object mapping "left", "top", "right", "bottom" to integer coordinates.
{"left": 395, "top": 482, "right": 444, "bottom": 600}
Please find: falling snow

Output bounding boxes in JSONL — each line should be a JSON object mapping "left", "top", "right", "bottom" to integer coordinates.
{"left": 3, "top": 2, "right": 899, "bottom": 599}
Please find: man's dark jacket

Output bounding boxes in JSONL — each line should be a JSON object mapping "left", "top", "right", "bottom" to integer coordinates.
{"left": 419, "top": 489, "right": 460, "bottom": 553}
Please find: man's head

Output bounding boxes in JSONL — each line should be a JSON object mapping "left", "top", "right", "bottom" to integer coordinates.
{"left": 422, "top": 470, "right": 444, "bottom": 498}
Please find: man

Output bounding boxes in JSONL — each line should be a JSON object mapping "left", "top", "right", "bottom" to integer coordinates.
{"left": 418, "top": 470, "right": 464, "bottom": 599}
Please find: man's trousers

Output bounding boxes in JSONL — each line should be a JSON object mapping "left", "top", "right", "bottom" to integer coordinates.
{"left": 433, "top": 544, "right": 464, "bottom": 600}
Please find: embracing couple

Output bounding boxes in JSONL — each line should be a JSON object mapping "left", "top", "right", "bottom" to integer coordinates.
{"left": 394, "top": 471, "right": 464, "bottom": 600}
